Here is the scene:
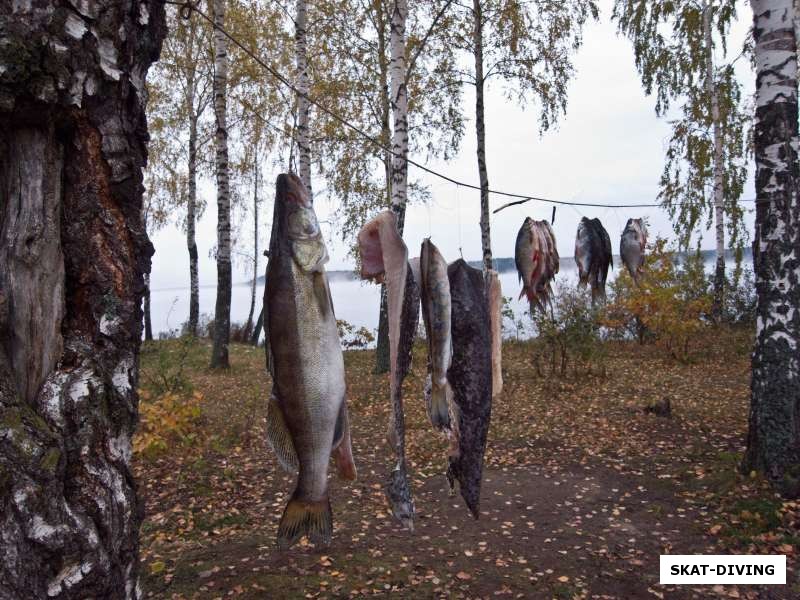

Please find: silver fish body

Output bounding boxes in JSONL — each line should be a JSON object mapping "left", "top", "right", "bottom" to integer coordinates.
{"left": 265, "top": 174, "right": 356, "bottom": 549}
{"left": 620, "top": 218, "right": 647, "bottom": 284}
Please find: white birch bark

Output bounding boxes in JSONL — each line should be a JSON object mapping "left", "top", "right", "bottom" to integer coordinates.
{"left": 390, "top": 0, "right": 409, "bottom": 233}
{"left": 745, "top": 0, "right": 800, "bottom": 494}
{"left": 211, "top": 0, "right": 232, "bottom": 368}
{"left": 704, "top": 1, "right": 727, "bottom": 317}
{"left": 472, "top": 0, "right": 492, "bottom": 272}
{"left": 295, "top": 0, "right": 312, "bottom": 194}
{"left": 187, "top": 102, "right": 200, "bottom": 337}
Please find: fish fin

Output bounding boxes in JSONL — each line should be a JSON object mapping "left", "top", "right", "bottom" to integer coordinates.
{"left": 277, "top": 494, "right": 332, "bottom": 550}
{"left": 332, "top": 401, "right": 357, "bottom": 481}
{"left": 266, "top": 391, "right": 299, "bottom": 474}
{"left": 313, "top": 272, "right": 331, "bottom": 317}
{"left": 428, "top": 379, "right": 452, "bottom": 431}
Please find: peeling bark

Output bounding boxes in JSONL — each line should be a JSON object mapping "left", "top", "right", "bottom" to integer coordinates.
{"left": 744, "top": 0, "right": 800, "bottom": 497}
{"left": 211, "top": 0, "right": 232, "bottom": 368}
{"left": 0, "top": 1, "right": 165, "bottom": 597}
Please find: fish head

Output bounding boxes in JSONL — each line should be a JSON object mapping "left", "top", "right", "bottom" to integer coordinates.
{"left": 275, "top": 173, "right": 329, "bottom": 273}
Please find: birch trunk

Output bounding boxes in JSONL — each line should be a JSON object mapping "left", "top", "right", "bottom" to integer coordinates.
{"left": 211, "top": 0, "right": 232, "bottom": 368}
{"left": 704, "top": 1, "right": 727, "bottom": 319}
{"left": 473, "top": 0, "right": 492, "bottom": 272}
{"left": 0, "top": 2, "right": 165, "bottom": 597}
{"left": 244, "top": 155, "right": 259, "bottom": 339}
{"left": 375, "top": 2, "right": 394, "bottom": 375}
{"left": 744, "top": 0, "right": 800, "bottom": 497}
{"left": 390, "top": 0, "right": 409, "bottom": 233}
{"left": 295, "top": 0, "right": 312, "bottom": 194}
{"left": 187, "top": 109, "right": 200, "bottom": 337}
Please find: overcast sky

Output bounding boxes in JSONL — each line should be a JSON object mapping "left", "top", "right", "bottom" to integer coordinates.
{"left": 149, "top": 0, "right": 756, "bottom": 291}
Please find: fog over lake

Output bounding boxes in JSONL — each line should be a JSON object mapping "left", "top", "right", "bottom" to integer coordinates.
{"left": 149, "top": 251, "right": 751, "bottom": 341}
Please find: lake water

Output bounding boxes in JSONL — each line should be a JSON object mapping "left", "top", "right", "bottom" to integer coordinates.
{"left": 149, "top": 267, "right": 576, "bottom": 340}
{"left": 149, "top": 256, "right": 748, "bottom": 341}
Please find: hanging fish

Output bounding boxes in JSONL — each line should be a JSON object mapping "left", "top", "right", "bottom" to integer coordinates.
{"left": 487, "top": 269, "right": 503, "bottom": 398}
{"left": 264, "top": 173, "right": 357, "bottom": 550}
{"left": 515, "top": 218, "right": 560, "bottom": 312}
{"left": 575, "top": 217, "right": 612, "bottom": 303}
{"left": 357, "top": 210, "right": 419, "bottom": 531}
{"left": 620, "top": 218, "right": 648, "bottom": 284}
{"left": 419, "top": 239, "right": 453, "bottom": 431}
{"left": 446, "top": 259, "right": 492, "bottom": 518}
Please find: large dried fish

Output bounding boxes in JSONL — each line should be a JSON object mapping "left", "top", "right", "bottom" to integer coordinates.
{"left": 620, "top": 218, "right": 648, "bottom": 284}
{"left": 357, "top": 210, "right": 419, "bottom": 531}
{"left": 446, "top": 259, "right": 492, "bottom": 518}
{"left": 575, "top": 217, "right": 612, "bottom": 303}
{"left": 264, "top": 174, "right": 357, "bottom": 550}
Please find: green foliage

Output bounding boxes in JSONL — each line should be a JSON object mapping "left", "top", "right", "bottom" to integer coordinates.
{"left": 337, "top": 319, "right": 376, "bottom": 349}
{"left": 141, "top": 335, "right": 194, "bottom": 396}
{"left": 613, "top": 0, "right": 751, "bottom": 261}
{"left": 456, "top": 0, "right": 599, "bottom": 133}
{"left": 604, "top": 238, "right": 712, "bottom": 362}
{"left": 530, "top": 284, "right": 607, "bottom": 378}
{"left": 309, "top": 0, "right": 464, "bottom": 248}
{"left": 501, "top": 295, "right": 529, "bottom": 340}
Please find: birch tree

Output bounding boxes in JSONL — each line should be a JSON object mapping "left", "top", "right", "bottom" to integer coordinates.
{"left": 296, "top": 0, "right": 313, "bottom": 192}
{"left": 613, "top": 0, "right": 751, "bottom": 318}
{"left": 456, "top": 0, "right": 599, "bottom": 272}
{"left": 390, "top": 0, "right": 410, "bottom": 229}
{"left": 145, "top": 11, "right": 214, "bottom": 338}
{"left": 743, "top": 0, "right": 800, "bottom": 497}
{"left": 310, "top": 0, "right": 464, "bottom": 372}
{"left": 211, "top": 0, "right": 233, "bottom": 368}
{"left": 0, "top": 1, "right": 165, "bottom": 596}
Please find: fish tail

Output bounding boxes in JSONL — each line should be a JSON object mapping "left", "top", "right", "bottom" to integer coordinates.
{"left": 277, "top": 494, "right": 332, "bottom": 550}
{"left": 428, "top": 380, "right": 452, "bottom": 431}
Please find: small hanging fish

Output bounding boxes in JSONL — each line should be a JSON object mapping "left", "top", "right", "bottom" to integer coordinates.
{"left": 515, "top": 218, "right": 559, "bottom": 312}
{"left": 575, "top": 217, "right": 612, "bottom": 303}
{"left": 620, "top": 218, "right": 648, "bottom": 285}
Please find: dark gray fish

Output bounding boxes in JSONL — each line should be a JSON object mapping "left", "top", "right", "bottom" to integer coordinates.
{"left": 574, "top": 217, "right": 612, "bottom": 303}
{"left": 620, "top": 218, "right": 648, "bottom": 284}
{"left": 264, "top": 174, "right": 356, "bottom": 550}
{"left": 446, "top": 259, "right": 492, "bottom": 518}
{"left": 357, "top": 210, "right": 419, "bottom": 531}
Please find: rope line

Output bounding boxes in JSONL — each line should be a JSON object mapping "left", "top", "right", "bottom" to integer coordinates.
{"left": 166, "top": 0, "right": 759, "bottom": 213}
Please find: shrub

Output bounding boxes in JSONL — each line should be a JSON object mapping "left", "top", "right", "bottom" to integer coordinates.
{"left": 337, "top": 319, "right": 376, "bottom": 349}
{"left": 604, "top": 238, "right": 712, "bottom": 362}
{"left": 531, "top": 284, "right": 607, "bottom": 377}
{"left": 134, "top": 389, "right": 203, "bottom": 459}
{"left": 501, "top": 295, "right": 529, "bottom": 340}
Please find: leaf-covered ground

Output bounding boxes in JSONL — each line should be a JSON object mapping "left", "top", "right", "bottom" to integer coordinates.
{"left": 136, "top": 329, "right": 798, "bottom": 599}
